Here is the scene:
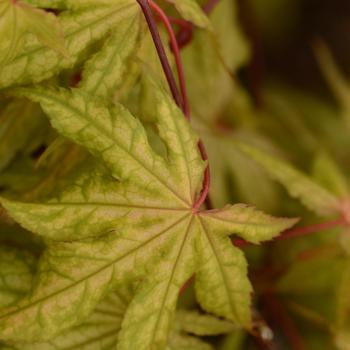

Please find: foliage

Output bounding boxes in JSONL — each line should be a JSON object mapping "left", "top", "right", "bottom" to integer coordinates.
{"left": 0, "top": 0, "right": 349, "bottom": 349}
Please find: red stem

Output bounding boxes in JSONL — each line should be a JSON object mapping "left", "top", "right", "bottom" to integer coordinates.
{"left": 149, "top": 0, "right": 190, "bottom": 118}
{"left": 138, "top": 0, "right": 211, "bottom": 211}
{"left": 234, "top": 217, "right": 346, "bottom": 248}
{"left": 136, "top": 0, "right": 183, "bottom": 109}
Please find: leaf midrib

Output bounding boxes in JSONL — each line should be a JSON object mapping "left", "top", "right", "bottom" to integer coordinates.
{"left": 198, "top": 217, "right": 240, "bottom": 323}
{"left": 201, "top": 212, "right": 284, "bottom": 228}
{"left": 8, "top": 2, "right": 137, "bottom": 63}
{"left": 58, "top": 327, "right": 120, "bottom": 350}
{"left": 37, "top": 89, "right": 190, "bottom": 206}
{"left": 84, "top": 12, "right": 139, "bottom": 96}
{"left": 0, "top": 213, "right": 191, "bottom": 320}
{"left": 148, "top": 216, "right": 194, "bottom": 348}
{"left": 18, "top": 201, "right": 188, "bottom": 211}
{"left": 169, "top": 107, "right": 196, "bottom": 203}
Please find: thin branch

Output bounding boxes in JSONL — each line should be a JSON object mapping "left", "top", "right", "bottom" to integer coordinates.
{"left": 138, "top": 0, "right": 211, "bottom": 211}
{"left": 233, "top": 217, "right": 346, "bottom": 248}
{"left": 149, "top": 0, "right": 190, "bottom": 118}
{"left": 136, "top": 0, "right": 184, "bottom": 109}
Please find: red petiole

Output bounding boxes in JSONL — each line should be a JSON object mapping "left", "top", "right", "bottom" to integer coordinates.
{"left": 148, "top": 0, "right": 190, "bottom": 118}
{"left": 137, "top": 5, "right": 350, "bottom": 347}
{"left": 137, "top": 0, "right": 211, "bottom": 211}
{"left": 136, "top": 0, "right": 183, "bottom": 110}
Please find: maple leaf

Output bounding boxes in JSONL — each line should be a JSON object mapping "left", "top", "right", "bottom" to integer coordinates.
{"left": 200, "top": 124, "right": 280, "bottom": 211}
{"left": 0, "top": 246, "right": 35, "bottom": 309}
{"left": 181, "top": 0, "right": 249, "bottom": 122}
{"left": 237, "top": 142, "right": 342, "bottom": 217}
{"left": 0, "top": 245, "right": 219, "bottom": 350}
{"left": 0, "top": 0, "right": 141, "bottom": 89}
{"left": 16, "top": 286, "right": 133, "bottom": 350}
{"left": 165, "top": 0, "right": 211, "bottom": 29}
{"left": 312, "top": 151, "right": 349, "bottom": 199}
{"left": 0, "top": 99, "right": 50, "bottom": 172}
{"left": 0, "top": 79, "right": 296, "bottom": 349}
{"left": 0, "top": 245, "right": 229, "bottom": 350}
{"left": 0, "top": 0, "right": 66, "bottom": 66}
{"left": 174, "top": 310, "right": 236, "bottom": 336}
{"left": 314, "top": 41, "right": 350, "bottom": 129}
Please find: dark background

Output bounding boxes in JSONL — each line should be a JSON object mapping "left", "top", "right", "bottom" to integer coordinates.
{"left": 238, "top": 0, "right": 350, "bottom": 97}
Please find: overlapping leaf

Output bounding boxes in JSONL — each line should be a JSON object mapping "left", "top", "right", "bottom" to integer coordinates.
{"left": 182, "top": 0, "right": 249, "bottom": 122}
{"left": 0, "top": 99, "right": 50, "bottom": 172}
{"left": 175, "top": 310, "right": 236, "bottom": 336}
{"left": 0, "top": 249, "right": 218, "bottom": 350}
{"left": 165, "top": 0, "right": 211, "bottom": 29}
{"left": 0, "top": 80, "right": 296, "bottom": 349}
{"left": 18, "top": 287, "right": 132, "bottom": 350}
{"left": 78, "top": 11, "right": 142, "bottom": 100}
{"left": 0, "top": 247, "right": 35, "bottom": 309}
{"left": 0, "top": 0, "right": 141, "bottom": 89}
{"left": 0, "top": 0, "right": 66, "bottom": 65}
{"left": 237, "top": 142, "right": 342, "bottom": 216}
{"left": 200, "top": 125, "right": 280, "bottom": 211}
{"left": 314, "top": 41, "right": 350, "bottom": 129}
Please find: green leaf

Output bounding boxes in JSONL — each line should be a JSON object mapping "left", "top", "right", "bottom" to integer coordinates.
{"left": 237, "top": 142, "right": 341, "bottom": 216}
{"left": 21, "top": 0, "right": 67, "bottom": 9}
{"left": 0, "top": 84, "right": 295, "bottom": 347}
{"left": 0, "top": 246, "right": 35, "bottom": 308}
{"left": 208, "top": 0, "right": 249, "bottom": 71}
{"left": 78, "top": 12, "right": 142, "bottom": 99}
{"left": 314, "top": 41, "right": 350, "bottom": 128}
{"left": 175, "top": 310, "right": 236, "bottom": 336}
{"left": 201, "top": 126, "right": 280, "bottom": 211}
{"left": 0, "top": 99, "right": 50, "bottom": 172}
{"left": 181, "top": 0, "right": 249, "bottom": 122}
{"left": 22, "top": 0, "right": 128, "bottom": 10}
{"left": 18, "top": 287, "right": 132, "bottom": 350}
{"left": 166, "top": 0, "right": 211, "bottom": 29}
{"left": 312, "top": 152, "right": 349, "bottom": 198}
{"left": 0, "top": 0, "right": 139, "bottom": 89}
{"left": 276, "top": 255, "right": 347, "bottom": 296}
{"left": 24, "top": 142, "right": 89, "bottom": 201}
{"left": 0, "top": 344, "right": 15, "bottom": 350}
{"left": 167, "top": 332, "right": 213, "bottom": 350}
{"left": 0, "top": 0, "right": 66, "bottom": 65}
{"left": 0, "top": 155, "right": 49, "bottom": 197}
{"left": 219, "top": 331, "right": 245, "bottom": 350}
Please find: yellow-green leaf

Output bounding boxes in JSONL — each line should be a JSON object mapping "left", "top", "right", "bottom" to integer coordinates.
{"left": 0, "top": 0, "right": 66, "bottom": 65}
{"left": 0, "top": 82, "right": 295, "bottom": 348}
{"left": 237, "top": 142, "right": 341, "bottom": 216}
{"left": 0, "top": 0, "right": 139, "bottom": 89}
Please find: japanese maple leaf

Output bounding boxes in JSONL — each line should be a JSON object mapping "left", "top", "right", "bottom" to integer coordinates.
{"left": 0, "top": 0, "right": 140, "bottom": 89}
{"left": 0, "top": 80, "right": 296, "bottom": 350}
